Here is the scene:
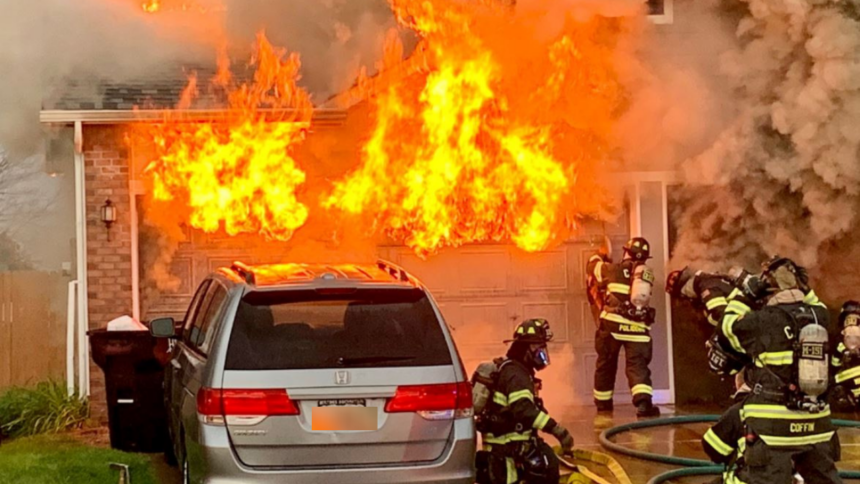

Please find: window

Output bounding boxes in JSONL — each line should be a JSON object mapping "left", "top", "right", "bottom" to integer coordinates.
{"left": 195, "top": 284, "right": 229, "bottom": 354}
{"left": 646, "top": 0, "right": 673, "bottom": 24}
{"left": 182, "top": 280, "right": 211, "bottom": 343}
{"left": 225, "top": 288, "right": 453, "bottom": 370}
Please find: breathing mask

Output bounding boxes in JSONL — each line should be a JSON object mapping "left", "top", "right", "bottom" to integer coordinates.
{"left": 531, "top": 345, "right": 550, "bottom": 371}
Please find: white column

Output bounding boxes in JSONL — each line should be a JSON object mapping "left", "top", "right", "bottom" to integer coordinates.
{"left": 73, "top": 121, "right": 90, "bottom": 396}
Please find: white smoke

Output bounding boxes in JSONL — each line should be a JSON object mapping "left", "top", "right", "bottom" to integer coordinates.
{"left": 0, "top": 0, "right": 397, "bottom": 272}
{"left": 670, "top": 0, "right": 860, "bottom": 278}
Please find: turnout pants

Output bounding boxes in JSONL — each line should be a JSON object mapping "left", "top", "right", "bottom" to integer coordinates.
{"left": 477, "top": 439, "right": 559, "bottom": 484}
{"left": 735, "top": 438, "right": 841, "bottom": 484}
{"left": 593, "top": 325, "right": 653, "bottom": 406}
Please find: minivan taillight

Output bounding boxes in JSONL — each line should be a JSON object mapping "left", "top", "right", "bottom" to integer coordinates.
{"left": 385, "top": 382, "right": 473, "bottom": 420}
{"left": 197, "top": 388, "right": 300, "bottom": 425}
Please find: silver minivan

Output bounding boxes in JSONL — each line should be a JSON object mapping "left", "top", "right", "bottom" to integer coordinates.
{"left": 151, "top": 261, "right": 476, "bottom": 484}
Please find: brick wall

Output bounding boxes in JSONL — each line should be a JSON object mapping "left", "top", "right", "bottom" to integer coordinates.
{"left": 84, "top": 125, "right": 133, "bottom": 420}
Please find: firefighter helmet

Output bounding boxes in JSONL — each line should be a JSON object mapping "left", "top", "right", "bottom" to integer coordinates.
{"left": 840, "top": 300, "right": 860, "bottom": 328}
{"left": 665, "top": 267, "right": 694, "bottom": 297}
{"left": 507, "top": 318, "right": 554, "bottom": 344}
{"left": 761, "top": 256, "right": 808, "bottom": 291}
{"left": 623, "top": 237, "right": 651, "bottom": 261}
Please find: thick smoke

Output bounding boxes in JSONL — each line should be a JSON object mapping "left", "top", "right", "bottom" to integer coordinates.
{"left": 0, "top": 0, "right": 396, "bottom": 272}
{"left": 0, "top": 0, "right": 223, "bottom": 157}
{"left": 224, "top": 0, "right": 397, "bottom": 99}
{"left": 0, "top": 0, "right": 396, "bottom": 154}
{"left": 615, "top": 0, "right": 739, "bottom": 172}
{"left": 671, "top": 0, "right": 860, "bottom": 277}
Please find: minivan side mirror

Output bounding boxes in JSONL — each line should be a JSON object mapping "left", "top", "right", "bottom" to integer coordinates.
{"left": 150, "top": 317, "right": 177, "bottom": 338}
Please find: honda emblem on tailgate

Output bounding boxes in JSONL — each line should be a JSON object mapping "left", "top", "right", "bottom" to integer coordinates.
{"left": 335, "top": 370, "right": 351, "bottom": 385}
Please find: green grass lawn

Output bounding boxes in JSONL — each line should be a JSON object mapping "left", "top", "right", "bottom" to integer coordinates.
{"left": 0, "top": 434, "right": 159, "bottom": 484}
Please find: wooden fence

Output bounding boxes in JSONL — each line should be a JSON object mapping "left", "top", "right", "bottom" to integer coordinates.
{"left": 0, "top": 271, "right": 70, "bottom": 389}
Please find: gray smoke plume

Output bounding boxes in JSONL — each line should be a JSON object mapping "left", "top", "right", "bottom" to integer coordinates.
{"left": 0, "top": 0, "right": 395, "bottom": 271}
{"left": 671, "top": 0, "right": 860, "bottom": 279}
{"left": 224, "top": 0, "right": 397, "bottom": 98}
{"left": 0, "top": 0, "right": 395, "bottom": 156}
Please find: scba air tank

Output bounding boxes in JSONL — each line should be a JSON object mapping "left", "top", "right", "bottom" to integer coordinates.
{"left": 471, "top": 361, "right": 497, "bottom": 414}
{"left": 798, "top": 323, "right": 829, "bottom": 398}
{"left": 630, "top": 265, "right": 655, "bottom": 309}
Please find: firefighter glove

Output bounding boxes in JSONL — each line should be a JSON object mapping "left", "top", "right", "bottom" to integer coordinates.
{"left": 550, "top": 425, "right": 574, "bottom": 454}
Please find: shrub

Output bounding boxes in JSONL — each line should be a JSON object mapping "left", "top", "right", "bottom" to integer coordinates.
{"left": 0, "top": 381, "right": 88, "bottom": 438}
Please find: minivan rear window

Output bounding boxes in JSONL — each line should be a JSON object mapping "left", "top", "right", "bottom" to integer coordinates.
{"left": 225, "top": 288, "right": 453, "bottom": 370}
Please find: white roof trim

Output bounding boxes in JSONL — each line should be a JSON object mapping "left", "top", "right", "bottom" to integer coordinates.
{"left": 39, "top": 108, "right": 348, "bottom": 125}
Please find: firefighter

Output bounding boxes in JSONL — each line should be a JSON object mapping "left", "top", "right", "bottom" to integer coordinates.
{"left": 702, "top": 401, "right": 744, "bottom": 483}
{"left": 703, "top": 400, "right": 843, "bottom": 484}
{"left": 586, "top": 236, "right": 613, "bottom": 326}
{"left": 709, "top": 257, "right": 841, "bottom": 484}
{"left": 666, "top": 267, "right": 733, "bottom": 328}
{"left": 667, "top": 268, "right": 749, "bottom": 399}
{"left": 476, "top": 319, "right": 574, "bottom": 484}
{"left": 833, "top": 301, "right": 860, "bottom": 407}
{"left": 587, "top": 237, "right": 660, "bottom": 417}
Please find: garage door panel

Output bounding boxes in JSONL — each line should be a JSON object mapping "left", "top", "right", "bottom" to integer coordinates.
{"left": 457, "top": 302, "right": 512, "bottom": 346}
{"left": 393, "top": 250, "right": 456, "bottom": 296}
{"left": 434, "top": 303, "right": 458, "bottom": 334}
{"left": 203, "top": 230, "right": 259, "bottom": 247}
{"left": 169, "top": 256, "right": 195, "bottom": 297}
{"left": 576, "top": 248, "right": 596, "bottom": 291}
{"left": 207, "top": 257, "right": 240, "bottom": 274}
{"left": 458, "top": 250, "right": 510, "bottom": 295}
{"left": 583, "top": 351, "right": 633, "bottom": 399}
{"left": 521, "top": 301, "right": 568, "bottom": 343}
{"left": 142, "top": 234, "right": 640, "bottom": 401}
{"left": 580, "top": 301, "right": 597, "bottom": 345}
{"left": 582, "top": 352, "right": 598, "bottom": 399}
{"left": 515, "top": 249, "right": 568, "bottom": 292}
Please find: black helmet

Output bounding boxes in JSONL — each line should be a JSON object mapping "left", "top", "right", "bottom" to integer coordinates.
{"left": 761, "top": 256, "right": 808, "bottom": 291}
{"left": 665, "top": 267, "right": 694, "bottom": 297}
{"left": 840, "top": 300, "right": 860, "bottom": 328}
{"left": 507, "top": 318, "right": 553, "bottom": 344}
{"left": 623, "top": 237, "right": 651, "bottom": 261}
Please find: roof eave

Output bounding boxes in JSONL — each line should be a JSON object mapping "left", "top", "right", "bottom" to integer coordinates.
{"left": 39, "top": 108, "right": 348, "bottom": 126}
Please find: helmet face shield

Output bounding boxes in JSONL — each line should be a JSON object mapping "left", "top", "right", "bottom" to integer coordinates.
{"left": 532, "top": 345, "right": 550, "bottom": 370}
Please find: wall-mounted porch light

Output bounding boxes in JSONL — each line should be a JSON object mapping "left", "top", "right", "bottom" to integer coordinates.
{"left": 101, "top": 199, "right": 117, "bottom": 240}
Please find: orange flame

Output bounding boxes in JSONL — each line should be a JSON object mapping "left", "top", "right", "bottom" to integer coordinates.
{"left": 141, "top": 0, "right": 218, "bottom": 14}
{"left": 141, "top": 0, "right": 160, "bottom": 12}
{"left": 325, "top": 0, "right": 623, "bottom": 255}
{"left": 143, "top": 33, "right": 313, "bottom": 241}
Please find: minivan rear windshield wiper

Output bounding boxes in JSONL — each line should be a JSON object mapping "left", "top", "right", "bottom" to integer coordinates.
{"left": 337, "top": 356, "right": 417, "bottom": 366}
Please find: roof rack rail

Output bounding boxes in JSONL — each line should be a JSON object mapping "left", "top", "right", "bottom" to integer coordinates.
{"left": 376, "top": 259, "right": 411, "bottom": 283}
{"left": 230, "top": 261, "right": 256, "bottom": 285}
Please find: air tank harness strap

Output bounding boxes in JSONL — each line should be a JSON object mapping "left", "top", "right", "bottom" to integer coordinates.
{"left": 553, "top": 447, "right": 634, "bottom": 484}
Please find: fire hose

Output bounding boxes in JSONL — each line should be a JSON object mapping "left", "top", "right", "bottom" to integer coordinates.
{"left": 598, "top": 415, "right": 860, "bottom": 483}
{"left": 553, "top": 448, "right": 633, "bottom": 484}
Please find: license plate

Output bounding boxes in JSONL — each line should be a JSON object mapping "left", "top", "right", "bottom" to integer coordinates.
{"left": 312, "top": 406, "right": 377, "bottom": 431}
{"left": 317, "top": 399, "right": 366, "bottom": 407}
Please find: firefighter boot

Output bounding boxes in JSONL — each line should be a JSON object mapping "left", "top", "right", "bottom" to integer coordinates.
{"left": 636, "top": 399, "right": 660, "bottom": 418}
{"left": 595, "top": 400, "right": 613, "bottom": 413}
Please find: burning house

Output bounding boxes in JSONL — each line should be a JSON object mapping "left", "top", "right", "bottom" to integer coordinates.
{"left": 34, "top": 0, "right": 696, "bottom": 416}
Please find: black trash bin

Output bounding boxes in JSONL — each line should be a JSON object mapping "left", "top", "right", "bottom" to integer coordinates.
{"left": 89, "top": 329, "right": 168, "bottom": 453}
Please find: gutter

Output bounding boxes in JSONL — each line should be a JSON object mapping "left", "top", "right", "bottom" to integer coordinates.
{"left": 39, "top": 108, "right": 348, "bottom": 126}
